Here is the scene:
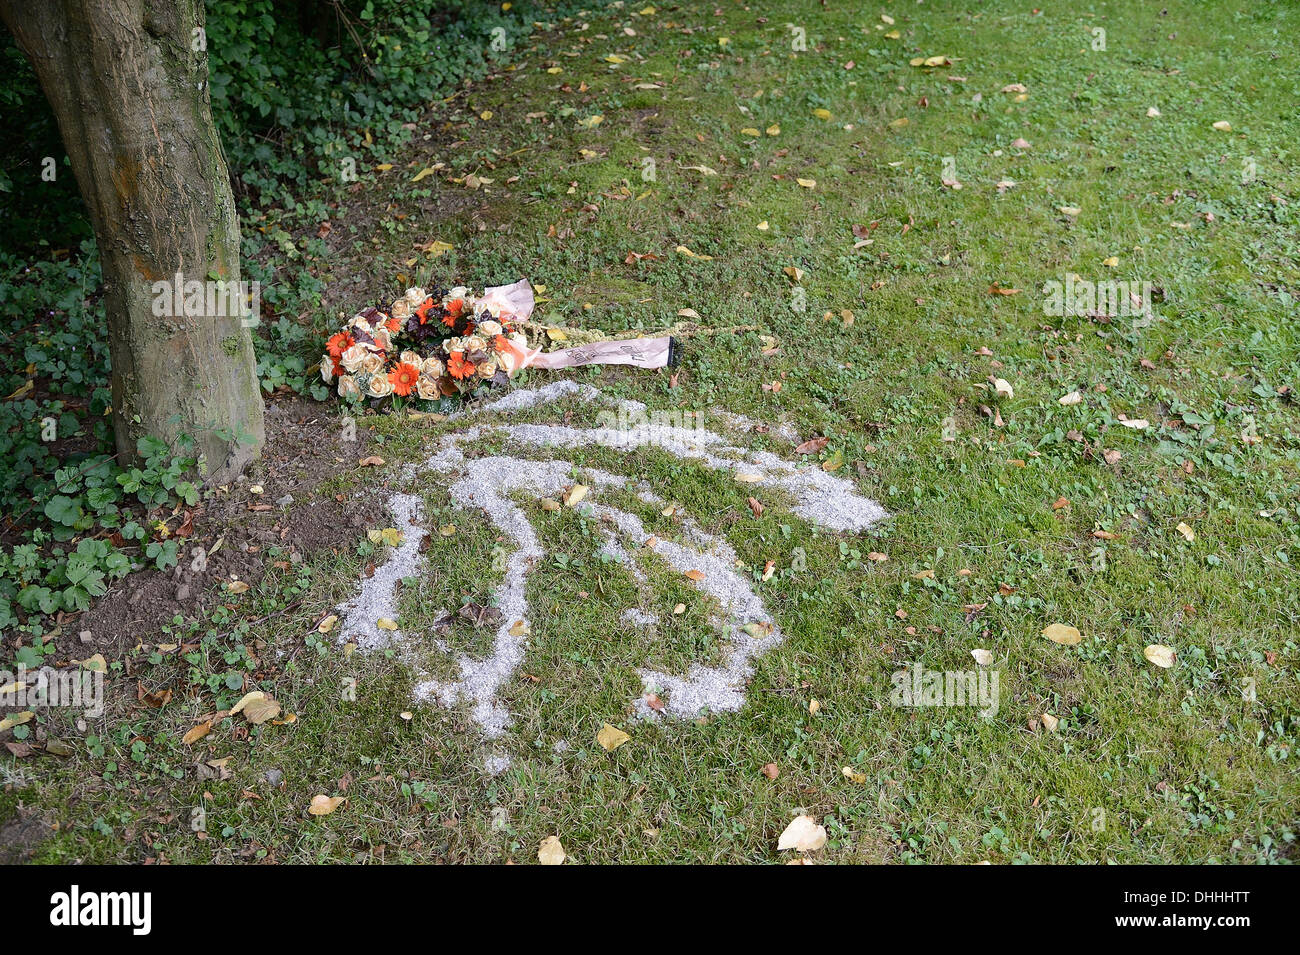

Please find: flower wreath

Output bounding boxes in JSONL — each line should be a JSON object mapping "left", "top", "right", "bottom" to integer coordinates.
{"left": 321, "top": 279, "right": 537, "bottom": 406}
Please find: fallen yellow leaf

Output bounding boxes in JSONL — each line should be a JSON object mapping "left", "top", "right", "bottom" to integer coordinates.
{"left": 1043, "top": 623, "right": 1083, "bottom": 645}
{"left": 597, "top": 723, "right": 631, "bottom": 751}
{"left": 538, "top": 835, "right": 566, "bottom": 865}
{"left": 1144, "top": 644, "right": 1176, "bottom": 668}
{"left": 308, "top": 794, "right": 345, "bottom": 816}
{"left": 0, "top": 711, "right": 34, "bottom": 732}
{"left": 777, "top": 814, "right": 827, "bottom": 852}
{"left": 675, "top": 245, "right": 713, "bottom": 260}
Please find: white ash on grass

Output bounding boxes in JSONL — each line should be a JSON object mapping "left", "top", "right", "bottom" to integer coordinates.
{"left": 333, "top": 382, "right": 887, "bottom": 743}
{"left": 411, "top": 457, "right": 627, "bottom": 736}
{"left": 480, "top": 420, "right": 886, "bottom": 532}
{"left": 620, "top": 608, "right": 659, "bottom": 627}
{"left": 335, "top": 492, "right": 426, "bottom": 651}
{"left": 483, "top": 753, "right": 512, "bottom": 776}
{"left": 588, "top": 500, "right": 784, "bottom": 721}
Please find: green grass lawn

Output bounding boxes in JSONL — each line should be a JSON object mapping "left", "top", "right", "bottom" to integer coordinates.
{"left": 9, "top": 0, "right": 1299, "bottom": 863}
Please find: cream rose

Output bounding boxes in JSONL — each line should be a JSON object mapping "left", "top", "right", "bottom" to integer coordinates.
{"left": 371, "top": 327, "right": 393, "bottom": 352}
{"left": 442, "top": 337, "right": 463, "bottom": 353}
{"left": 340, "top": 343, "right": 369, "bottom": 373}
{"left": 497, "top": 350, "right": 517, "bottom": 375}
{"left": 404, "top": 287, "right": 427, "bottom": 306}
{"left": 361, "top": 352, "right": 385, "bottom": 375}
{"left": 400, "top": 350, "right": 423, "bottom": 367}
{"left": 416, "top": 375, "right": 440, "bottom": 400}
{"left": 477, "top": 320, "right": 503, "bottom": 338}
{"left": 390, "top": 298, "right": 411, "bottom": 321}
{"left": 366, "top": 374, "right": 394, "bottom": 398}
{"left": 320, "top": 355, "right": 335, "bottom": 382}
{"left": 421, "top": 356, "right": 445, "bottom": 378}
{"left": 476, "top": 359, "right": 498, "bottom": 378}
{"left": 337, "top": 375, "right": 360, "bottom": 399}
{"left": 463, "top": 335, "right": 487, "bottom": 354}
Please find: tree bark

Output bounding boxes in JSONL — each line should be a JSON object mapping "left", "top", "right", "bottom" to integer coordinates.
{"left": 1, "top": 0, "right": 264, "bottom": 482}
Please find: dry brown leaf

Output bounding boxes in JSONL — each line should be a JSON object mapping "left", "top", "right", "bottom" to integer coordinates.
{"left": 183, "top": 721, "right": 212, "bottom": 745}
{"left": 793, "top": 436, "right": 829, "bottom": 455}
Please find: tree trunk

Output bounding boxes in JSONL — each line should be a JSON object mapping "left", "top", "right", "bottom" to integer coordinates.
{"left": 1, "top": 0, "right": 264, "bottom": 483}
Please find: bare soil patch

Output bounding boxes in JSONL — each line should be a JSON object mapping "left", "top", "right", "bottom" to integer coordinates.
{"left": 77, "top": 397, "right": 368, "bottom": 653}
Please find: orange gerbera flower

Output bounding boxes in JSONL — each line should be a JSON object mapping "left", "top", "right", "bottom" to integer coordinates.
{"left": 385, "top": 315, "right": 402, "bottom": 333}
{"left": 388, "top": 362, "right": 421, "bottom": 396}
{"left": 446, "top": 298, "right": 465, "bottom": 317}
{"left": 447, "top": 352, "right": 474, "bottom": 380}
{"left": 415, "top": 297, "right": 436, "bottom": 325}
{"left": 326, "top": 332, "right": 354, "bottom": 359}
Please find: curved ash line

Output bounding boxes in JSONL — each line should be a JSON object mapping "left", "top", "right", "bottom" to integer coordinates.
{"left": 337, "top": 384, "right": 887, "bottom": 743}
